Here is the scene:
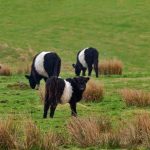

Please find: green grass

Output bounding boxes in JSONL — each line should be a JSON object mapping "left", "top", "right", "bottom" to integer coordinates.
{"left": 0, "top": 0, "right": 150, "bottom": 73}
{"left": 0, "top": 0, "right": 150, "bottom": 149}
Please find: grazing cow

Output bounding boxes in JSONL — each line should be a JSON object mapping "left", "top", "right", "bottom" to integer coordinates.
{"left": 72, "top": 47, "right": 99, "bottom": 77}
{"left": 43, "top": 76, "right": 90, "bottom": 118}
{"left": 25, "top": 51, "right": 61, "bottom": 89}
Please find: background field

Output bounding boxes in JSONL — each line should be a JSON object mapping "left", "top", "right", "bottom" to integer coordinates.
{"left": 0, "top": 0, "right": 150, "bottom": 149}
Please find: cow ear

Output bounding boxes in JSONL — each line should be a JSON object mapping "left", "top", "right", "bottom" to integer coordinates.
{"left": 72, "top": 64, "right": 76, "bottom": 68}
{"left": 25, "top": 75, "right": 30, "bottom": 79}
{"left": 85, "top": 77, "right": 90, "bottom": 82}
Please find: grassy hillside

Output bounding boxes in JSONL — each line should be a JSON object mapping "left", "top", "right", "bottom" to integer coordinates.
{"left": 0, "top": 0, "right": 150, "bottom": 73}
{"left": 0, "top": 0, "right": 150, "bottom": 149}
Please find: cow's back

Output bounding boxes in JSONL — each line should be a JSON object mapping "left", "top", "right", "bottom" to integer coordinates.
{"left": 34, "top": 52, "right": 50, "bottom": 77}
{"left": 33, "top": 51, "right": 61, "bottom": 78}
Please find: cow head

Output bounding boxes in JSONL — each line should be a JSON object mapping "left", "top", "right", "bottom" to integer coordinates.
{"left": 74, "top": 76, "right": 90, "bottom": 91}
{"left": 72, "top": 64, "right": 81, "bottom": 76}
{"left": 25, "top": 75, "right": 36, "bottom": 89}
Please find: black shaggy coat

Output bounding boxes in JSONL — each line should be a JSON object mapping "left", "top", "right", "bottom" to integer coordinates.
{"left": 73, "top": 47, "right": 99, "bottom": 77}
{"left": 25, "top": 52, "right": 61, "bottom": 89}
{"left": 43, "top": 76, "right": 90, "bottom": 118}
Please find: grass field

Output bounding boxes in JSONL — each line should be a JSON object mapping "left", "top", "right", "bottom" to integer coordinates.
{"left": 0, "top": 0, "right": 150, "bottom": 149}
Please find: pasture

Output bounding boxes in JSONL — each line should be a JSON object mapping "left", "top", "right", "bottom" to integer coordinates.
{"left": 0, "top": 0, "right": 150, "bottom": 149}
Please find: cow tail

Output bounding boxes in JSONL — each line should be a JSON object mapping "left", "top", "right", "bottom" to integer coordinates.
{"left": 45, "top": 76, "right": 58, "bottom": 105}
{"left": 93, "top": 51, "right": 99, "bottom": 77}
{"left": 53, "top": 57, "right": 61, "bottom": 77}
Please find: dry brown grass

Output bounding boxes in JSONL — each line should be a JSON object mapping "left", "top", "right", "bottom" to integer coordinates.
{"left": 83, "top": 80, "right": 104, "bottom": 102}
{"left": 67, "top": 116, "right": 112, "bottom": 147}
{"left": 120, "top": 89, "right": 150, "bottom": 106}
{"left": 118, "top": 113, "right": 150, "bottom": 148}
{"left": 16, "top": 63, "right": 30, "bottom": 74}
{"left": 67, "top": 114, "right": 150, "bottom": 148}
{"left": 16, "top": 46, "right": 35, "bottom": 75}
{"left": 0, "top": 117, "right": 19, "bottom": 149}
{"left": 0, "top": 117, "right": 63, "bottom": 150}
{"left": 24, "top": 120, "right": 62, "bottom": 150}
{"left": 0, "top": 64, "right": 12, "bottom": 76}
{"left": 42, "top": 131, "right": 62, "bottom": 150}
{"left": 99, "top": 59, "right": 123, "bottom": 75}
{"left": 38, "top": 86, "right": 45, "bottom": 104}
{"left": 24, "top": 120, "right": 42, "bottom": 149}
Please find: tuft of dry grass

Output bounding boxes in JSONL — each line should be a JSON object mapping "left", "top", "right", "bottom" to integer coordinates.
{"left": 0, "top": 117, "right": 63, "bottom": 150}
{"left": 24, "top": 120, "right": 42, "bottom": 149}
{"left": 42, "top": 131, "right": 62, "bottom": 150}
{"left": 118, "top": 113, "right": 150, "bottom": 148}
{"left": 16, "top": 64, "right": 30, "bottom": 74}
{"left": 120, "top": 89, "right": 150, "bottom": 106}
{"left": 0, "top": 117, "right": 19, "bottom": 150}
{"left": 67, "top": 114, "right": 150, "bottom": 148}
{"left": 83, "top": 80, "right": 104, "bottom": 102}
{"left": 99, "top": 59, "right": 123, "bottom": 75}
{"left": 67, "top": 116, "right": 112, "bottom": 147}
{"left": 24, "top": 120, "right": 62, "bottom": 150}
{"left": 0, "top": 64, "right": 12, "bottom": 76}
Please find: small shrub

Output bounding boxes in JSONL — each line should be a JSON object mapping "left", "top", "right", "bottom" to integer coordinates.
{"left": 120, "top": 89, "right": 150, "bottom": 106}
{"left": 83, "top": 80, "right": 104, "bottom": 102}
{"left": 99, "top": 59, "right": 123, "bottom": 75}
{"left": 0, "top": 64, "right": 12, "bottom": 76}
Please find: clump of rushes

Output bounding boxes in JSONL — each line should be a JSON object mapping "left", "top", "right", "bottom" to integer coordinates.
{"left": 83, "top": 79, "right": 104, "bottom": 102}
{"left": 0, "top": 64, "right": 12, "bottom": 76}
{"left": 99, "top": 59, "right": 123, "bottom": 75}
{"left": 24, "top": 120, "right": 63, "bottom": 150}
{"left": 120, "top": 89, "right": 150, "bottom": 106}
{"left": 118, "top": 113, "right": 150, "bottom": 148}
{"left": 42, "top": 131, "right": 63, "bottom": 150}
{"left": 0, "top": 117, "right": 63, "bottom": 150}
{"left": 0, "top": 117, "right": 19, "bottom": 149}
{"left": 67, "top": 116, "right": 112, "bottom": 147}
{"left": 24, "top": 120, "right": 42, "bottom": 149}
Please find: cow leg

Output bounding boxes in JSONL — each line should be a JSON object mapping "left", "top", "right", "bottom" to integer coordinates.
{"left": 70, "top": 102, "right": 77, "bottom": 117}
{"left": 50, "top": 104, "right": 57, "bottom": 118}
{"left": 44, "top": 77, "right": 48, "bottom": 82}
{"left": 88, "top": 65, "right": 93, "bottom": 76}
{"left": 43, "top": 101, "right": 50, "bottom": 118}
{"left": 94, "top": 60, "right": 99, "bottom": 78}
{"left": 82, "top": 68, "right": 87, "bottom": 76}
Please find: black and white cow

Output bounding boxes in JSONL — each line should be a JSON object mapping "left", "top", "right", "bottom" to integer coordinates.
{"left": 25, "top": 51, "right": 61, "bottom": 89}
{"left": 72, "top": 47, "right": 99, "bottom": 77}
{"left": 43, "top": 76, "right": 89, "bottom": 118}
